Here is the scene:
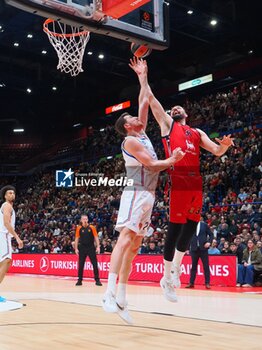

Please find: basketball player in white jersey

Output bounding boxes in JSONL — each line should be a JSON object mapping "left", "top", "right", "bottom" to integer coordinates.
{"left": 102, "top": 85, "right": 185, "bottom": 323}
{"left": 0, "top": 186, "right": 23, "bottom": 302}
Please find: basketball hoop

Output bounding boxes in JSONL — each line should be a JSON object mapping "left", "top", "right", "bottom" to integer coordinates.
{"left": 43, "top": 19, "right": 90, "bottom": 77}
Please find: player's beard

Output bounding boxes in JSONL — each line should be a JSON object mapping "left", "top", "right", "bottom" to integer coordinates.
{"left": 172, "top": 114, "right": 185, "bottom": 122}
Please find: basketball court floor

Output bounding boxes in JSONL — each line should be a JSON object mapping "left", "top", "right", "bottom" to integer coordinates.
{"left": 1, "top": 274, "right": 262, "bottom": 350}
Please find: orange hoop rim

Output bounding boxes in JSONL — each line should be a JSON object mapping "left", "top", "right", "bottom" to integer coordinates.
{"left": 43, "top": 18, "right": 90, "bottom": 38}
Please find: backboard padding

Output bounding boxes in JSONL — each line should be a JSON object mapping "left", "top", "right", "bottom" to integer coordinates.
{"left": 5, "top": 0, "right": 169, "bottom": 49}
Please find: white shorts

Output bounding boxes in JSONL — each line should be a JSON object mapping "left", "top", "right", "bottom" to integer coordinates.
{"left": 0, "top": 232, "right": 12, "bottom": 263}
{"left": 115, "top": 188, "right": 155, "bottom": 236}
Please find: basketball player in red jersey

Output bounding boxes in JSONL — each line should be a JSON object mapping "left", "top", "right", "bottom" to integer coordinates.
{"left": 130, "top": 58, "right": 234, "bottom": 302}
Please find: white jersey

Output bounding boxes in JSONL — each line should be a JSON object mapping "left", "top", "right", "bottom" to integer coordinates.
{"left": 0, "top": 202, "right": 16, "bottom": 236}
{"left": 121, "top": 133, "right": 159, "bottom": 191}
{"left": 0, "top": 202, "right": 15, "bottom": 262}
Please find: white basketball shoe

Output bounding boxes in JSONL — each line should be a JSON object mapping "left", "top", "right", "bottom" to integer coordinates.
{"left": 102, "top": 291, "right": 118, "bottom": 313}
{"left": 160, "top": 276, "right": 178, "bottom": 302}
{"left": 116, "top": 301, "right": 133, "bottom": 325}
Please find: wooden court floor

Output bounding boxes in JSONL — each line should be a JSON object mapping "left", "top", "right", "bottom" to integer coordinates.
{"left": 1, "top": 274, "right": 262, "bottom": 350}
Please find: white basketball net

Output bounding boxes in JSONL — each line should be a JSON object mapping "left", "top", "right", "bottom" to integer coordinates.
{"left": 43, "top": 19, "right": 90, "bottom": 77}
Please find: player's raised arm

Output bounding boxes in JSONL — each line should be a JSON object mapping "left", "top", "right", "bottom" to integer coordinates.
{"left": 129, "top": 57, "right": 149, "bottom": 130}
{"left": 124, "top": 137, "right": 185, "bottom": 172}
{"left": 148, "top": 93, "right": 173, "bottom": 135}
{"left": 138, "top": 76, "right": 149, "bottom": 131}
{"left": 129, "top": 57, "right": 172, "bottom": 135}
{"left": 197, "top": 129, "right": 234, "bottom": 157}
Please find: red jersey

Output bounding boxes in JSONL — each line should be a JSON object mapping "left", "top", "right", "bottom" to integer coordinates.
{"left": 162, "top": 121, "right": 201, "bottom": 175}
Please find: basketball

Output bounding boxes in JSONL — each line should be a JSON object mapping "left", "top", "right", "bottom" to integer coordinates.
{"left": 130, "top": 43, "right": 152, "bottom": 59}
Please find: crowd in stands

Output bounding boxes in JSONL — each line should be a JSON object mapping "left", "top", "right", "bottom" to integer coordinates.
{"left": 185, "top": 81, "right": 262, "bottom": 133}
{"left": 61, "top": 81, "right": 262, "bottom": 163}
{"left": 4, "top": 80, "right": 262, "bottom": 285}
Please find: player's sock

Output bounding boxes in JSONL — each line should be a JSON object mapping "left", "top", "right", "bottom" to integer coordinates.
{"left": 164, "top": 260, "right": 173, "bottom": 281}
{"left": 106, "top": 273, "right": 118, "bottom": 295}
{"left": 173, "top": 249, "right": 185, "bottom": 268}
{"left": 172, "top": 249, "right": 184, "bottom": 288}
{"left": 116, "top": 283, "right": 127, "bottom": 307}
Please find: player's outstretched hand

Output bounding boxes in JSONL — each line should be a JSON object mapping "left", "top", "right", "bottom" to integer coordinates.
{"left": 129, "top": 56, "right": 148, "bottom": 76}
{"left": 215, "top": 134, "right": 235, "bottom": 147}
{"left": 171, "top": 147, "right": 185, "bottom": 163}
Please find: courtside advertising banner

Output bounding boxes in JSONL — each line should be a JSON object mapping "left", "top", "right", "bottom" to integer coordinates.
{"left": 9, "top": 254, "right": 237, "bottom": 286}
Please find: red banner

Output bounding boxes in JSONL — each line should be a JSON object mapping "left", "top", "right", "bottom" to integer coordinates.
{"left": 8, "top": 254, "right": 237, "bottom": 286}
{"left": 102, "top": 0, "right": 150, "bottom": 19}
{"left": 105, "top": 100, "right": 130, "bottom": 114}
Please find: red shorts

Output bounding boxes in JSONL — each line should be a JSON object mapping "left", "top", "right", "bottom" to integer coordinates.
{"left": 169, "top": 174, "right": 203, "bottom": 224}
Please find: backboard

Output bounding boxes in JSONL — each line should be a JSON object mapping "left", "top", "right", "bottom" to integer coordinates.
{"left": 5, "top": 0, "right": 169, "bottom": 49}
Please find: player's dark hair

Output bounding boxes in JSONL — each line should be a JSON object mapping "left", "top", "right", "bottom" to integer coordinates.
{"left": 115, "top": 112, "right": 130, "bottom": 136}
{"left": 0, "top": 185, "right": 16, "bottom": 202}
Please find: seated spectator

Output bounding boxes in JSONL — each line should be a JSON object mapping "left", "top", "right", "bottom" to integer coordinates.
{"left": 218, "top": 237, "right": 226, "bottom": 251}
{"left": 229, "top": 242, "right": 237, "bottom": 254}
{"left": 157, "top": 239, "right": 165, "bottom": 254}
{"left": 257, "top": 241, "right": 262, "bottom": 253}
{"left": 12, "top": 244, "right": 19, "bottom": 253}
{"left": 253, "top": 222, "right": 261, "bottom": 234}
{"left": 217, "top": 222, "right": 231, "bottom": 241}
{"left": 145, "top": 242, "right": 161, "bottom": 255}
{"left": 51, "top": 242, "right": 61, "bottom": 253}
{"left": 37, "top": 242, "right": 45, "bottom": 254}
{"left": 258, "top": 186, "right": 262, "bottom": 199}
{"left": 43, "top": 241, "right": 50, "bottom": 253}
{"left": 221, "top": 241, "right": 231, "bottom": 254}
{"left": 241, "top": 201, "right": 253, "bottom": 212}
{"left": 228, "top": 219, "right": 239, "bottom": 237}
{"left": 229, "top": 243, "right": 242, "bottom": 263}
{"left": 139, "top": 237, "right": 149, "bottom": 254}
{"left": 210, "top": 225, "right": 218, "bottom": 239}
{"left": 100, "top": 239, "right": 113, "bottom": 254}
{"left": 30, "top": 240, "right": 40, "bottom": 253}
{"left": 238, "top": 188, "right": 248, "bottom": 201}
{"left": 208, "top": 239, "right": 221, "bottom": 255}
{"left": 61, "top": 238, "right": 73, "bottom": 253}
{"left": 237, "top": 240, "right": 262, "bottom": 287}
{"left": 252, "top": 231, "right": 260, "bottom": 243}
{"left": 234, "top": 237, "right": 246, "bottom": 262}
